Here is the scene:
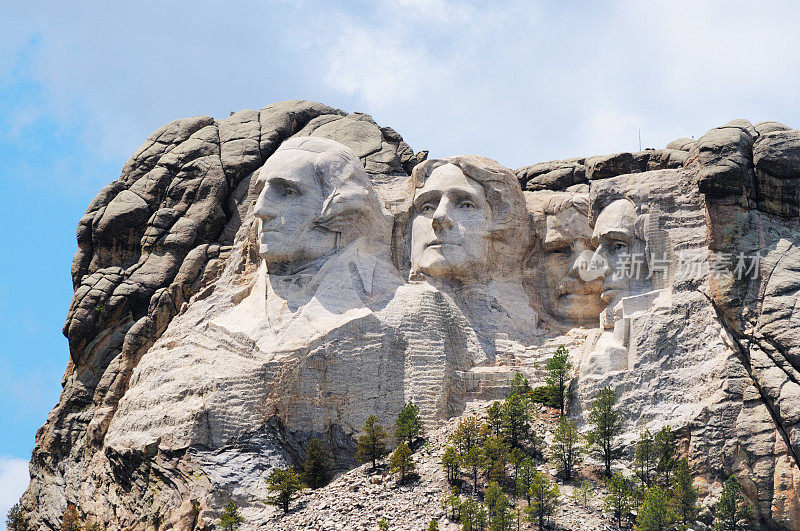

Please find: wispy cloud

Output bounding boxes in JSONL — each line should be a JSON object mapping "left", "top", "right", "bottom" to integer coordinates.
{"left": 0, "top": 457, "right": 29, "bottom": 517}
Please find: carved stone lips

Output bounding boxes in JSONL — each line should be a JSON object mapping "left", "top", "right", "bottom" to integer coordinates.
{"left": 425, "top": 239, "right": 459, "bottom": 248}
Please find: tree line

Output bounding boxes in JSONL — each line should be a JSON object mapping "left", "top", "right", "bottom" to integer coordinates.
{"left": 6, "top": 347, "right": 755, "bottom": 530}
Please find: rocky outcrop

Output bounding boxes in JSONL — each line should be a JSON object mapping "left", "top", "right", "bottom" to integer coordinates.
{"left": 18, "top": 103, "right": 800, "bottom": 530}
{"left": 23, "top": 100, "right": 423, "bottom": 529}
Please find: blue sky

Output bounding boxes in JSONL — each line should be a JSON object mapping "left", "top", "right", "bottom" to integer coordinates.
{"left": 2, "top": 0, "right": 800, "bottom": 514}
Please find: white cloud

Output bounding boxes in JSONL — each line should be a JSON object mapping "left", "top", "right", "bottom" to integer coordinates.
{"left": 0, "top": 457, "right": 29, "bottom": 518}
{"left": 1, "top": 1, "right": 800, "bottom": 174}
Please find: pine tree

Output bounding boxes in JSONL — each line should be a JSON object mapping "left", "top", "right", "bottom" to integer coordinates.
{"left": 636, "top": 486, "right": 674, "bottom": 531}
{"left": 526, "top": 470, "right": 559, "bottom": 530}
{"left": 441, "top": 488, "right": 462, "bottom": 521}
{"left": 395, "top": 402, "right": 424, "bottom": 446}
{"left": 266, "top": 468, "right": 304, "bottom": 513}
{"left": 671, "top": 458, "right": 699, "bottom": 526}
{"left": 428, "top": 519, "right": 439, "bottom": 531}
{"left": 501, "top": 392, "right": 530, "bottom": 449}
{"left": 481, "top": 436, "right": 508, "bottom": 485}
{"left": 586, "top": 387, "right": 623, "bottom": 476}
{"left": 509, "top": 372, "right": 531, "bottom": 398}
{"left": 516, "top": 458, "right": 537, "bottom": 505}
{"left": 302, "top": 437, "right": 332, "bottom": 488}
{"left": 485, "top": 481, "right": 504, "bottom": 518}
{"left": 60, "top": 505, "right": 81, "bottom": 531}
{"left": 390, "top": 441, "right": 416, "bottom": 481}
{"left": 450, "top": 416, "right": 482, "bottom": 454}
{"left": 604, "top": 472, "right": 634, "bottom": 527}
{"left": 545, "top": 345, "right": 573, "bottom": 417}
{"left": 633, "top": 429, "right": 657, "bottom": 488}
{"left": 461, "top": 497, "right": 488, "bottom": 531}
{"left": 218, "top": 502, "right": 244, "bottom": 530}
{"left": 442, "top": 445, "right": 461, "bottom": 483}
{"left": 570, "top": 480, "right": 592, "bottom": 509}
{"left": 487, "top": 402, "right": 503, "bottom": 436}
{"left": 378, "top": 517, "right": 389, "bottom": 530}
{"left": 509, "top": 447, "right": 526, "bottom": 486}
{"left": 654, "top": 426, "right": 677, "bottom": 487}
{"left": 713, "top": 475, "right": 752, "bottom": 531}
{"left": 6, "top": 503, "right": 28, "bottom": 531}
{"left": 550, "top": 416, "right": 582, "bottom": 481}
{"left": 463, "top": 445, "right": 484, "bottom": 494}
{"left": 355, "top": 415, "right": 389, "bottom": 470}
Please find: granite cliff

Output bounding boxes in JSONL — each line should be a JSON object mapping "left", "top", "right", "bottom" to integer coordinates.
{"left": 17, "top": 100, "right": 800, "bottom": 529}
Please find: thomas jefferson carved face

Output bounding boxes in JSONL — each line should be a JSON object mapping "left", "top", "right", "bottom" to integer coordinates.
{"left": 540, "top": 203, "right": 604, "bottom": 321}
{"left": 253, "top": 149, "right": 337, "bottom": 267}
{"left": 411, "top": 163, "right": 492, "bottom": 282}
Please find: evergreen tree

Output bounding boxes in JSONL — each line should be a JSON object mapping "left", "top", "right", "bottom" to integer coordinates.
{"left": 713, "top": 475, "right": 752, "bottom": 531}
{"left": 604, "top": 472, "right": 634, "bottom": 527}
{"left": 355, "top": 415, "right": 389, "bottom": 470}
{"left": 218, "top": 502, "right": 244, "bottom": 530}
{"left": 266, "top": 468, "right": 304, "bottom": 513}
{"left": 378, "top": 517, "right": 389, "bottom": 531}
{"left": 501, "top": 392, "right": 530, "bottom": 449}
{"left": 442, "top": 488, "right": 462, "bottom": 521}
{"left": 389, "top": 441, "right": 416, "bottom": 482}
{"left": 6, "top": 503, "right": 28, "bottom": 531}
{"left": 545, "top": 345, "right": 572, "bottom": 417}
{"left": 463, "top": 445, "right": 484, "bottom": 494}
{"left": 526, "top": 470, "right": 559, "bottom": 530}
{"left": 60, "top": 505, "right": 81, "bottom": 531}
{"left": 395, "top": 402, "right": 424, "bottom": 446}
{"left": 509, "top": 447, "right": 526, "bottom": 486}
{"left": 633, "top": 429, "right": 657, "bottom": 488}
{"left": 302, "top": 437, "right": 332, "bottom": 488}
{"left": 671, "top": 458, "right": 699, "bottom": 526}
{"left": 586, "top": 387, "right": 623, "bottom": 476}
{"left": 481, "top": 436, "right": 508, "bottom": 485}
{"left": 461, "top": 498, "right": 488, "bottom": 531}
{"left": 654, "top": 426, "right": 677, "bottom": 487}
{"left": 509, "top": 372, "right": 531, "bottom": 398}
{"left": 487, "top": 402, "right": 504, "bottom": 436}
{"left": 570, "top": 480, "right": 592, "bottom": 509}
{"left": 527, "top": 428, "right": 545, "bottom": 460}
{"left": 636, "top": 486, "right": 674, "bottom": 531}
{"left": 516, "top": 458, "right": 537, "bottom": 505}
{"left": 550, "top": 416, "right": 582, "bottom": 481}
{"left": 484, "top": 481, "right": 504, "bottom": 518}
{"left": 450, "top": 416, "right": 482, "bottom": 454}
{"left": 428, "top": 519, "right": 440, "bottom": 531}
{"left": 442, "top": 445, "right": 461, "bottom": 483}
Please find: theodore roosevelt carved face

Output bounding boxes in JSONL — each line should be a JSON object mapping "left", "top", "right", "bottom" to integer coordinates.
{"left": 533, "top": 192, "right": 605, "bottom": 322}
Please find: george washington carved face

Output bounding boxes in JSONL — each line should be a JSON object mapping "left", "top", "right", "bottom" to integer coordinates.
{"left": 254, "top": 149, "right": 337, "bottom": 266}
{"left": 253, "top": 136, "right": 387, "bottom": 272}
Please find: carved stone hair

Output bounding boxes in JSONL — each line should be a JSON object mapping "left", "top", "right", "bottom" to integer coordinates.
{"left": 268, "top": 136, "right": 389, "bottom": 246}
{"left": 410, "top": 155, "right": 530, "bottom": 264}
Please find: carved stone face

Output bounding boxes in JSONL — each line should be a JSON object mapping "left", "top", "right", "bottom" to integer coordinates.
{"left": 589, "top": 198, "right": 642, "bottom": 318}
{"left": 411, "top": 163, "right": 492, "bottom": 282}
{"left": 540, "top": 206, "right": 604, "bottom": 321}
{"left": 253, "top": 150, "right": 337, "bottom": 267}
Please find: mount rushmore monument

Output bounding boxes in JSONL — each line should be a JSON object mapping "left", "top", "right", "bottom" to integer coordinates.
{"left": 18, "top": 100, "right": 800, "bottom": 529}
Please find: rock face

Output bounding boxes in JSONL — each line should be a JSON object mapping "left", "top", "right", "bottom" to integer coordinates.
{"left": 19, "top": 101, "right": 800, "bottom": 530}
